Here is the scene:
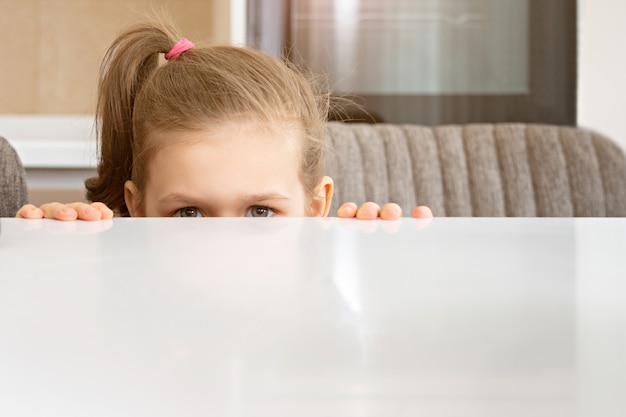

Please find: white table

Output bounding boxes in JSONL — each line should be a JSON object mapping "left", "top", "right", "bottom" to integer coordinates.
{"left": 0, "top": 217, "right": 625, "bottom": 417}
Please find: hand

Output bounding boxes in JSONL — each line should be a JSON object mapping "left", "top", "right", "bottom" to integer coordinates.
{"left": 337, "top": 202, "right": 433, "bottom": 220}
{"left": 16, "top": 202, "right": 114, "bottom": 221}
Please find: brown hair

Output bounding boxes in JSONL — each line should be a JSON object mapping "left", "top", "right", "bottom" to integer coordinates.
{"left": 85, "top": 22, "right": 330, "bottom": 216}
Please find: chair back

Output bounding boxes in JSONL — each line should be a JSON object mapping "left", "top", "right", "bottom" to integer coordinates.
{"left": 0, "top": 136, "right": 28, "bottom": 217}
{"left": 324, "top": 122, "right": 626, "bottom": 216}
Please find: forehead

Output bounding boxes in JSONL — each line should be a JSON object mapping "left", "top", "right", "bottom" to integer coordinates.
{"left": 145, "top": 122, "right": 303, "bottom": 191}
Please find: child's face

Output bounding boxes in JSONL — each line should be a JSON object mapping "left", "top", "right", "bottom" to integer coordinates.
{"left": 124, "top": 122, "right": 333, "bottom": 218}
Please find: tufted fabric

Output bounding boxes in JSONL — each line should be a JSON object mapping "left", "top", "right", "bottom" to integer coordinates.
{"left": 323, "top": 122, "right": 626, "bottom": 217}
{"left": 0, "top": 136, "right": 28, "bottom": 217}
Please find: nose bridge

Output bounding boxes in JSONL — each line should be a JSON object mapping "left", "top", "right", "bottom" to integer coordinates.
{"left": 211, "top": 212, "right": 238, "bottom": 218}
{"left": 207, "top": 205, "right": 242, "bottom": 218}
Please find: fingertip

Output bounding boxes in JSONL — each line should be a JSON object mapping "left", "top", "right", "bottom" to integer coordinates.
{"left": 16, "top": 205, "right": 43, "bottom": 219}
{"left": 380, "top": 203, "right": 402, "bottom": 220}
{"left": 102, "top": 208, "right": 114, "bottom": 220}
{"left": 356, "top": 204, "right": 379, "bottom": 220}
{"left": 82, "top": 207, "right": 102, "bottom": 221}
{"left": 32, "top": 207, "right": 44, "bottom": 219}
{"left": 15, "top": 207, "right": 26, "bottom": 218}
{"left": 412, "top": 205, "right": 433, "bottom": 218}
{"left": 55, "top": 207, "right": 79, "bottom": 221}
{"left": 91, "top": 202, "right": 114, "bottom": 220}
{"left": 337, "top": 202, "right": 358, "bottom": 218}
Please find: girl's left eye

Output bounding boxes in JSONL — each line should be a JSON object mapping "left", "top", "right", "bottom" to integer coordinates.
{"left": 245, "top": 206, "right": 276, "bottom": 218}
{"left": 174, "top": 207, "right": 204, "bottom": 218}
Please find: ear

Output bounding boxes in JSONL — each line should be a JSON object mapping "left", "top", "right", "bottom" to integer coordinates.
{"left": 309, "top": 176, "right": 334, "bottom": 217}
{"left": 124, "top": 180, "right": 145, "bottom": 217}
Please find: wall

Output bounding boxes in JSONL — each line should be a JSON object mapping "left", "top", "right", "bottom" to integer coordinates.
{"left": 578, "top": 0, "right": 626, "bottom": 151}
{"left": 0, "top": 0, "right": 228, "bottom": 115}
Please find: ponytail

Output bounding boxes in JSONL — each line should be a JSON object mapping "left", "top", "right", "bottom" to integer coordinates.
{"left": 85, "top": 24, "right": 178, "bottom": 216}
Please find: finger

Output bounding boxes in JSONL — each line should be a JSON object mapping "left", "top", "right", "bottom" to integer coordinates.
{"left": 412, "top": 205, "right": 433, "bottom": 218}
{"left": 356, "top": 202, "right": 381, "bottom": 220}
{"left": 90, "top": 202, "right": 115, "bottom": 219}
{"left": 39, "top": 202, "right": 79, "bottom": 221}
{"left": 15, "top": 204, "right": 44, "bottom": 219}
{"left": 66, "top": 202, "right": 113, "bottom": 221}
{"left": 379, "top": 203, "right": 403, "bottom": 220}
{"left": 336, "top": 202, "right": 358, "bottom": 218}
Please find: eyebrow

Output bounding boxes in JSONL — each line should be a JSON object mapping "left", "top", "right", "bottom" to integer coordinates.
{"left": 158, "top": 192, "right": 290, "bottom": 205}
{"left": 239, "top": 192, "right": 290, "bottom": 204}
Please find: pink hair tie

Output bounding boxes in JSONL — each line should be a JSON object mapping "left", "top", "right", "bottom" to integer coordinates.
{"left": 165, "top": 38, "right": 195, "bottom": 60}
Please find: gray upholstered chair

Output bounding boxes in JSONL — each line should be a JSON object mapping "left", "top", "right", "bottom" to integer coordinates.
{"left": 324, "top": 122, "right": 626, "bottom": 217}
{"left": 0, "top": 136, "right": 28, "bottom": 217}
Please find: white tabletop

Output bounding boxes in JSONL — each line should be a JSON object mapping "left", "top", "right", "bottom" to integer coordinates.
{"left": 0, "top": 217, "right": 625, "bottom": 417}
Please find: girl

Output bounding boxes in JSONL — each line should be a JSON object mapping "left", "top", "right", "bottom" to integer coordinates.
{"left": 17, "top": 22, "right": 432, "bottom": 221}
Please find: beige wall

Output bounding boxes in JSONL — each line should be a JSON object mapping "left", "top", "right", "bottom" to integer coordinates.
{"left": 0, "top": 0, "right": 230, "bottom": 115}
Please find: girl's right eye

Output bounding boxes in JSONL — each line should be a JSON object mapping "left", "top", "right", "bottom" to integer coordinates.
{"left": 245, "top": 206, "right": 276, "bottom": 218}
{"left": 173, "top": 207, "right": 203, "bottom": 218}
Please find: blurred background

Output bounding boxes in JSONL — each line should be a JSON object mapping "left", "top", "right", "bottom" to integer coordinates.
{"left": 0, "top": 0, "right": 623, "bottom": 204}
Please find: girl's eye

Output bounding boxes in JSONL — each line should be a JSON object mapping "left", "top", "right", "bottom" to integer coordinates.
{"left": 245, "top": 206, "right": 276, "bottom": 218}
{"left": 174, "top": 207, "right": 203, "bottom": 218}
